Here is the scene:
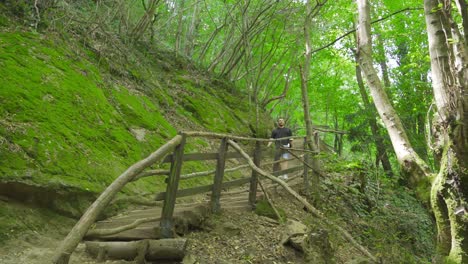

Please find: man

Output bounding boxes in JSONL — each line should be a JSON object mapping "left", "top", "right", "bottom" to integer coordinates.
{"left": 267, "top": 118, "right": 293, "bottom": 180}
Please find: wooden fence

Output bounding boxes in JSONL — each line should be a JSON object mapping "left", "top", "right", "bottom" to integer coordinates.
{"left": 52, "top": 131, "right": 310, "bottom": 264}
{"left": 156, "top": 132, "right": 307, "bottom": 237}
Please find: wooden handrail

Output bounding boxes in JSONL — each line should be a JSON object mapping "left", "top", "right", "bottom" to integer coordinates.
{"left": 183, "top": 131, "right": 304, "bottom": 142}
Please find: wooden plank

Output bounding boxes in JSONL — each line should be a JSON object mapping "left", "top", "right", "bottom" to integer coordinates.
{"left": 211, "top": 138, "right": 228, "bottom": 213}
{"left": 162, "top": 151, "right": 243, "bottom": 163}
{"left": 155, "top": 177, "right": 251, "bottom": 201}
{"left": 271, "top": 165, "right": 303, "bottom": 176}
{"left": 160, "top": 134, "right": 186, "bottom": 238}
{"left": 249, "top": 141, "right": 261, "bottom": 208}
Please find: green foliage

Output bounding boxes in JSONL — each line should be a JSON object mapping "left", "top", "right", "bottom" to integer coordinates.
{"left": 362, "top": 189, "right": 435, "bottom": 262}
{"left": 320, "top": 158, "right": 435, "bottom": 263}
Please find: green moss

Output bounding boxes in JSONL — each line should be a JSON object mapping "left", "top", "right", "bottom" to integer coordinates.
{"left": 0, "top": 29, "right": 263, "bottom": 199}
{"left": 0, "top": 32, "right": 170, "bottom": 192}
{"left": 254, "top": 199, "right": 286, "bottom": 221}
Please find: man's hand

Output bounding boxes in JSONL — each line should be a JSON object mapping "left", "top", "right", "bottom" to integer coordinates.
{"left": 267, "top": 138, "right": 274, "bottom": 148}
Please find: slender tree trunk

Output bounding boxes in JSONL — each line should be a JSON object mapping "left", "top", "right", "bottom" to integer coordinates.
{"left": 175, "top": 0, "right": 186, "bottom": 55}
{"left": 375, "top": 33, "right": 391, "bottom": 90}
{"left": 300, "top": 0, "right": 322, "bottom": 201}
{"left": 424, "top": 0, "right": 468, "bottom": 261}
{"left": 454, "top": 0, "right": 468, "bottom": 48}
{"left": 356, "top": 0, "right": 431, "bottom": 187}
{"left": 129, "top": 0, "right": 160, "bottom": 42}
{"left": 353, "top": 51, "right": 393, "bottom": 177}
{"left": 184, "top": 0, "right": 200, "bottom": 57}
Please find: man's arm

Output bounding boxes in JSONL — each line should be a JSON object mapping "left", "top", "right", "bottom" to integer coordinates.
{"left": 267, "top": 138, "right": 273, "bottom": 147}
{"left": 267, "top": 129, "right": 277, "bottom": 147}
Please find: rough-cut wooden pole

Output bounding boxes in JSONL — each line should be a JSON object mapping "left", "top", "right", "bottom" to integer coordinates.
{"left": 52, "top": 135, "right": 183, "bottom": 264}
{"left": 227, "top": 140, "right": 378, "bottom": 263}
{"left": 211, "top": 138, "right": 228, "bottom": 213}
{"left": 160, "top": 134, "right": 186, "bottom": 238}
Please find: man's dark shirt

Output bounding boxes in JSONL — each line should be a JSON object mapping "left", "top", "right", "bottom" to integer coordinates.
{"left": 271, "top": 127, "right": 292, "bottom": 147}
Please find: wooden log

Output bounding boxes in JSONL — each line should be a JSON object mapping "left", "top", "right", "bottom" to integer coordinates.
{"left": 183, "top": 131, "right": 304, "bottom": 142}
{"left": 146, "top": 239, "right": 187, "bottom": 260}
{"left": 160, "top": 134, "right": 186, "bottom": 238}
{"left": 52, "top": 135, "right": 183, "bottom": 264}
{"left": 85, "top": 239, "right": 187, "bottom": 261}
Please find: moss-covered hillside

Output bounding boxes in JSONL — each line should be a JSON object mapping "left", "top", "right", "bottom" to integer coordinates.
{"left": 0, "top": 22, "right": 269, "bottom": 212}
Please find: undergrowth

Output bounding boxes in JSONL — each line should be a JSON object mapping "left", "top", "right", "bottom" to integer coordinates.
{"left": 320, "top": 155, "right": 436, "bottom": 263}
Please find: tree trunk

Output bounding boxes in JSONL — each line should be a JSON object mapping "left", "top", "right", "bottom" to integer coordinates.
{"left": 300, "top": 0, "right": 322, "bottom": 201}
{"left": 356, "top": 0, "right": 431, "bottom": 187}
{"left": 184, "top": 0, "right": 200, "bottom": 57}
{"left": 174, "top": 0, "right": 186, "bottom": 55}
{"left": 129, "top": 0, "right": 160, "bottom": 42}
{"left": 424, "top": 0, "right": 468, "bottom": 261}
{"left": 354, "top": 50, "right": 393, "bottom": 177}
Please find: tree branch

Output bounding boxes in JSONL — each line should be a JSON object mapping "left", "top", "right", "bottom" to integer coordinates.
{"left": 311, "top": 7, "right": 423, "bottom": 54}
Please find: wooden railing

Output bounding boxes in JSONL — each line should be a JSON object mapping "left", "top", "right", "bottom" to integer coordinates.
{"left": 52, "top": 131, "right": 309, "bottom": 264}
{"left": 156, "top": 133, "right": 307, "bottom": 237}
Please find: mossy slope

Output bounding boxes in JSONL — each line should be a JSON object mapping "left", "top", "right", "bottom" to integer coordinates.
{"left": 0, "top": 31, "right": 266, "bottom": 198}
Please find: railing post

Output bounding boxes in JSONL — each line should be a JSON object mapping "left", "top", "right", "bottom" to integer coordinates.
{"left": 248, "top": 141, "right": 262, "bottom": 209}
{"left": 160, "top": 133, "right": 186, "bottom": 238}
{"left": 303, "top": 137, "right": 310, "bottom": 195}
{"left": 211, "top": 137, "right": 228, "bottom": 213}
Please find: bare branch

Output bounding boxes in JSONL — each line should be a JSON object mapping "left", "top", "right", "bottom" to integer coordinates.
{"left": 311, "top": 7, "right": 423, "bottom": 54}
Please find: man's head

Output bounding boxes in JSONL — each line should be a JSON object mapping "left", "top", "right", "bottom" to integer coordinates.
{"left": 278, "top": 118, "right": 285, "bottom": 128}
